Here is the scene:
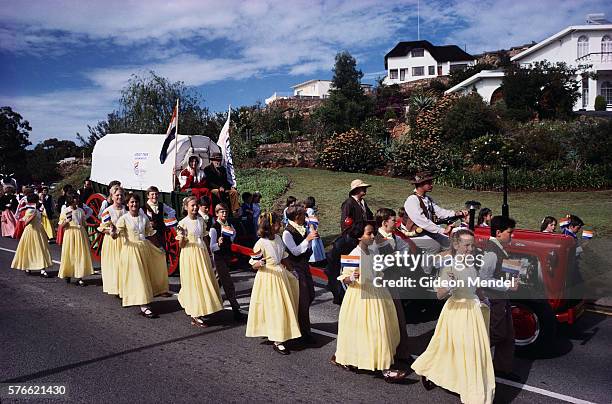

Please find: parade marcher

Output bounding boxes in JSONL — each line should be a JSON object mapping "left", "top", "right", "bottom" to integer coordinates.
{"left": 112, "top": 193, "right": 169, "bottom": 318}
{"left": 40, "top": 186, "right": 54, "bottom": 220}
{"left": 403, "top": 171, "right": 467, "bottom": 264}
{"left": 180, "top": 156, "right": 213, "bottom": 208}
{"left": 203, "top": 152, "right": 240, "bottom": 215}
{"left": 480, "top": 216, "right": 520, "bottom": 381}
{"left": 57, "top": 192, "right": 94, "bottom": 285}
{"left": 282, "top": 196, "right": 296, "bottom": 225}
{"left": 1, "top": 185, "right": 18, "bottom": 238}
{"left": 247, "top": 212, "right": 301, "bottom": 355}
{"left": 176, "top": 196, "right": 223, "bottom": 328}
{"left": 143, "top": 186, "right": 177, "bottom": 251}
{"left": 10, "top": 193, "right": 53, "bottom": 274}
{"left": 240, "top": 192, "right": 255, "bottom": 235}
{"left": 252, "top": 191, "right": 261, "bottom": 235}
{"left": 56, "top": 184, "right": 73, "bottom": 216}
{"left": 98, "top": 180, "right": 122, "bottom": 217}
{"left": 198, "top": 195, "right": 214, "bottom": 231}
{"left": 540, "top": 216, "right": 557, "bottom": 233}
{"left": 325, "top": 179, "right": 374, "bottom": 305}
{"left": 331, "top": 223, "right": 407, "bottom": 382}
{"left": 304, "top": 196, "right": 326, "bottom": 264}
{"left": 282, "top": 204, "right": 318, "bottom": 343}
{"left": 97, "top": 185, "right": 126, "bottom": 296}
{"left": 412, "top": 229, "right": 495, "bottom": 404}
{"left": 562, "top": 215, "right": 585, "bottom": 255}
{"left": 478, "top": 207, "right": 493, "bottom": 227}
{"left": 209, "top": 203, "right": 244, "bottom": 321}
{"left": 13, "top": 187, "right": 33, "bottom": 239}
{"left": 374, "top": 208, "right": 414, "bottom": 362}
{"left": 78, "top": 178, "right": 94, "bottom": 205}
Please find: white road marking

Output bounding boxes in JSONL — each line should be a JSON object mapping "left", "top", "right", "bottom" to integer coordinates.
{"left": 0, "top": 245, "right": 599, "bottom": 404}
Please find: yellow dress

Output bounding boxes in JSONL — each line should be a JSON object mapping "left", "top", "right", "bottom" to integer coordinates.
{"left": 335, "top": 244, "right": 400, "bottom": 371}
{"left": 11, "top": 209, "right": 53, "bottom": 270}
{"left": 116, "top": 213, "right": 169, "bottom": 307}
{"left": 58, "top": 207, "right": 94, "bottom": 279}
{"left": 176, "top": 216, "right": 223, "bottom": 317}
{"left": 97, "top": 205, "right": 126, "bottom": 295}
{"left": 246, "top": 235, "right": 301, "bottom": 342}
{"left": 40, "top": 208, "right": 54, "bottom": 239}
{"left": 411, "top": 263, "right": 495, "bottom": 404}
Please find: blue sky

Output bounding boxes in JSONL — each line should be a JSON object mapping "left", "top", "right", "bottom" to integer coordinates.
{"left": 1, "top": 0, "right": 610, "bottom": 144}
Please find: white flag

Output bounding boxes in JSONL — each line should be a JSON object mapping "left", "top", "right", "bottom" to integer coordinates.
{"left": 216, "top": 106, "right": 236, "bottom": 187}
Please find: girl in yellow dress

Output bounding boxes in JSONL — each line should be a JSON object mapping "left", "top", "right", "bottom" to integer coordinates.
{"left": 332, "top": 223, "right": 407, "bottom": 382}
{"left": 246, "top": 212, "right": 301, "bottom": 355}
{"left": 176, "top": 196, "right": 223, "bottom": 327}
{"left": 97, "top": 185, "right": 126, "bottom": 297}
{"left": 11, "top": 193, "right": 53, "bottom": 274}
{"left": 57, "top": 192, "right": 94, "bottom": 286}
{"left": 412, "top": 229, "right": 495, "bottom": 404}
{"left": 112, "top": 193, "right": 169, "bottom": 318}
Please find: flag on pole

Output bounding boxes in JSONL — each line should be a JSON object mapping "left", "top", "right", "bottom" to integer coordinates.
{"left": 159, "top": 101, "right": 178, "bottom": 164}
{"left": 216, "top": 106, "right": 237, "bottom": 187}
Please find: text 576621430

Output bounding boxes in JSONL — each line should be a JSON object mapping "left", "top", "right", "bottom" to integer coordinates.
{"left": 1, "top": 384, "right": 68, "bottom": 399}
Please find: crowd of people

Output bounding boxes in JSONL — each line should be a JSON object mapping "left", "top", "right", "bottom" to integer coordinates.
{"left": 2, "top": 167, "right": 590, "bottom": 403}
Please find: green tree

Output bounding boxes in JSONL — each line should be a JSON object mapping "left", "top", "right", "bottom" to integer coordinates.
{"left": 0, "top": 106, "right": 32, "bottom": 182}
{"left": 78, "top": 71, "right": 214, "bottom": 150}
{"left": 501, "top": 61, "right": 582, "bottom": 121}
{"left": 440, "top": 92, "right": 500, "bottom": 145}
{"left": 314, "top": 51, "right": 373, "bottom": 134}
{"left": 26, "top": 138, "right": 82, "bottom": 183}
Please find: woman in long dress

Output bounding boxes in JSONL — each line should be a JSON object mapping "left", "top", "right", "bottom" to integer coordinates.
{"left": 97, "top": 185, "right": 126, "bottom": 297}
{"left": 246, "top": 212, "right": 302, "bottom": 355}
{"left": 412, "top": 229, "right": 495, "bottom": 404}
{"left": 11, "top": 193, "right": 53, "bottom": 273}
{"left": 1, "top": 185, "right": 18, "bottom": 238}
{"left": 57, "top": 192, "right": 94, "bottom": 285}
{"left": 176, "top": 196, "right": 223, "bottom": 327}
{"left": 112, "top": 193, "right": 169, "bottom": 318}
{"left": 332, "top": 223, "right": 407, "bottom": 383}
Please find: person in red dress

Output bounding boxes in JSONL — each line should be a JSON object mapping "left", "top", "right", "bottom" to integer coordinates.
{"left": 179, "top": 156, "right": 212, "bottom": 211}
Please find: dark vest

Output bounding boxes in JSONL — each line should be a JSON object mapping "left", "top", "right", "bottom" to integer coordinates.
{"left": 145, "top": 202, "right": 165, "bottom": 231}
{"left": 285, "top": 224, "right": 312, "bottom": 263}
{"left": 484, "top": 239, "right": 506, "bottom": 279}
{"left": 212, "top": 220, "right": 233, "bottom": 255}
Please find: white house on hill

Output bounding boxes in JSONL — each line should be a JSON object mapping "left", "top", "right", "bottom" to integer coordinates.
{"left": 265, "top": 80, "right": 373, "bottom": 105}
{"left": 383, "top": 40, "right": 476, "bottom": 84}
{"left": 446, "top": 16, "right": 612, "bottom": 111}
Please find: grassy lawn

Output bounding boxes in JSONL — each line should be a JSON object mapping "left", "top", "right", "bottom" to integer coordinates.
{"left": 276, "top": 167, "right": 612, "bottom": 240}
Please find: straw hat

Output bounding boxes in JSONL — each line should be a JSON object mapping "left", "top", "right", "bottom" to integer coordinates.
{"left": 349, "top": 179, "right": 371, "bottom": 194}
{"left": 411, "top": 171, "right": 435, "bottom": 185}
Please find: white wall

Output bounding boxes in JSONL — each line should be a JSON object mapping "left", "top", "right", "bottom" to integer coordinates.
{"left": 385, "top": 49, "right": 441, "bottom": 84}
{"left": 293, "top": 81, "right": 331, "bottom": 97}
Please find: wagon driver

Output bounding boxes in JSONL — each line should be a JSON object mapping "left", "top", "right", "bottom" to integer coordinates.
{"left": 203, "top": 152, "right": 240, "bottom": 215}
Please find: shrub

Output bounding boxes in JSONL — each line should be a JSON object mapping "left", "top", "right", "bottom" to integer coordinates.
{"left": 317, "top": 129, "right": 384, "bottom": 173}
{"left": 437, "top": 165, "right": 612, "bottom": 191}
{"left": 509, "top": 121, "right": 566, "bottom": 169}
{"left": 414, "top": 93, "right": 458, "bottom": 135}
{"left": 594, "top": 95, "right": 607, "bottom": 111}
{"left": 440, "top": 92, "right": 501, "bottom": 145}
{"left": 360, "top": 117, "right": 388, "bottom": 144}
{"left": 389, "top": 133, "right": 448, "bottom": 177}
{"left": 469, "top": 133, "right": 524, "bottom": 167}
{"left": 229, "top": 135, "right": 256, "bottom": 166}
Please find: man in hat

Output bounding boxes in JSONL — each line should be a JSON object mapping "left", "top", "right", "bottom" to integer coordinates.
{"left": 403, "top": 171, "right": 467, "bottom": 258}
{"left": 204, "top": 152, "right": 240, "bottom": 215}
{"left": 325, "top": 179, "right": 374, "bottom": 304}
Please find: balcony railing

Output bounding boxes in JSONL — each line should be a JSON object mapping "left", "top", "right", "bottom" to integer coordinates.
{"left": 576, "top": 52, "right": 612, "bottom": 63}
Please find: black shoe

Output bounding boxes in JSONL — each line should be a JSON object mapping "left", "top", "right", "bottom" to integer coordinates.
{"left": 140, "top": 307, "right": 157, "bottom": 319}
{"left": 495, "top": 371, "right": 521, "bottom": 383}
{"left": 421, "top": 376, "right": 436, "bottom": 391}
{"left": 299, "top": 334, "right": 317, "bottom": 345}
{"left": 273, "top": 343, "right": 290, "bottom": 355}
{"left": 233, "top": 310, "right": 245, "bottom": 322}
{"left": 41, "top": 270, "right": 51, "bottom": 278}
{"left": 65, "top": 277, "right": 71, "bottom": 284}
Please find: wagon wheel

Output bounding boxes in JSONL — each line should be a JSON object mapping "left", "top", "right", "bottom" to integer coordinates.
{"left": 165, "top": 227, "right": 180, "bottom": 276}
{"left": 86, "top": 193, "right": 106, "bottom": 262}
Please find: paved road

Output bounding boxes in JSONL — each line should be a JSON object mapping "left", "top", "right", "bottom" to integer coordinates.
{"left": 1, "top": 237, "right": 610, "bottom": 403}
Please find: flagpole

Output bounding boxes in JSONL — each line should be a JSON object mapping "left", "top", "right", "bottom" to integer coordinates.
{"left": 172, "top": 99, "right": 179, "bottom": 190}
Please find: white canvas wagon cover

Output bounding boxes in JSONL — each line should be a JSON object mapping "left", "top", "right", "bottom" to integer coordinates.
{"left": 90, "top": 133, "right": 221, "bottom": 192}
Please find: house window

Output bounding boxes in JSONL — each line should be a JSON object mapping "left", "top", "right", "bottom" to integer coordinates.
{"left": 400, "top": 68, "right": 407, "bottom": 81}
{"left": 582, "top": 77, "right": 589, "bottom": 108}
{"left": 412, "top": 66, "right": 424, "bottom": 76}
{"left": 602, "top": 35, "right": 612, "bottom": 62}
{"left": 428, "top": 66, "right": 435, "bottom": 75}
{"left": 577, "top": 35, "right": 589, "bottom": 59}
{"left": 411, "top": 48, "right": 424, "bottom": 57}
{"left": 437, "top": 65, "right": 443, "bottom": 75}
{"left": 449, "top": 64, "right": 468, "bottom": 72}
{"left": 390, "top": 69, "right": 398, "bottom": 80}
{"left": 601, "top": 81, "right": 612, "bottom": 105}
